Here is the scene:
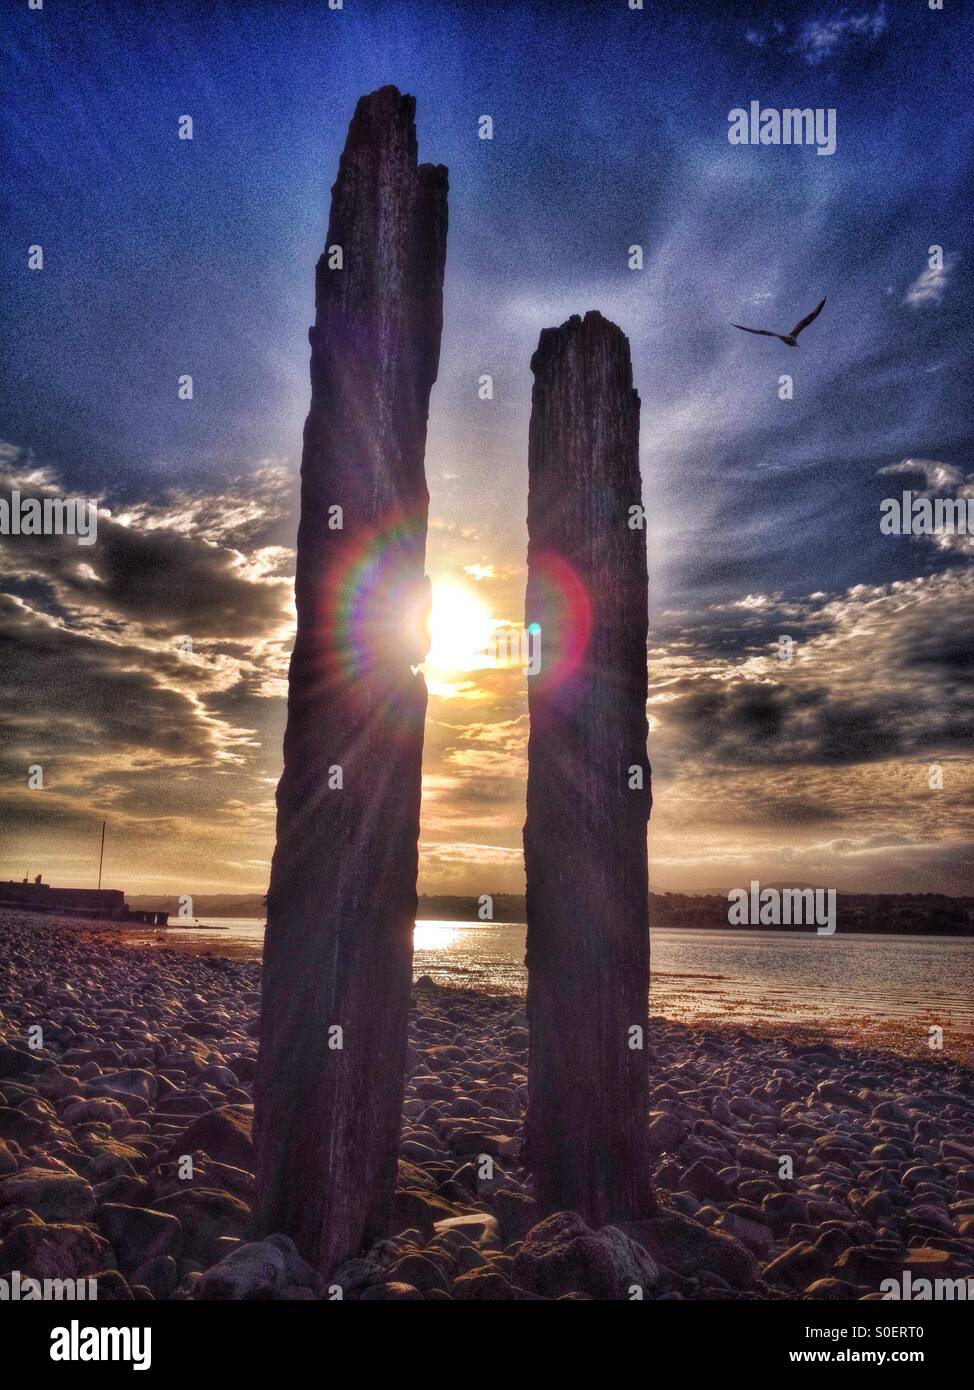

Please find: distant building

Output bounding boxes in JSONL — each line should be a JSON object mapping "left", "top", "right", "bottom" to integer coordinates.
{"left": 0, "top": 880, "right": 168, "bottom": 926}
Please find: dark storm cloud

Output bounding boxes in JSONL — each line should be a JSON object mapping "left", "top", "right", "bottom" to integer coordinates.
{"left": 0, "top": 459, "right": 291, "bottom": 641}
{"left": 0, "top": 586, "right": 254, "bottom": 811}
{"left": 659, "top": 677, "right": 903, "bottom": 767}
{"left": 652, "top": 570, "right": 974, "bottom": 772}
{"left": 0, "top": 454, "right": 292, "bottom": 878}
{"left": 0, "top": 592, "right": 250, "bottom": 771}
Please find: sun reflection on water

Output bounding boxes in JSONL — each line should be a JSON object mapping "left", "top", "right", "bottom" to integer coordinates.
{"left": 413, "top": 920, "right": 462, "bottom": 951}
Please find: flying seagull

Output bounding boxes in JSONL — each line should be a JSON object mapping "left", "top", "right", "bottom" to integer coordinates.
{"left": 732, "top": 296, "right": 827, "bottom": 347}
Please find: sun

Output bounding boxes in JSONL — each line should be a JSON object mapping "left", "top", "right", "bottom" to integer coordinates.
{"left": 425, "top": 581, "right": 494, "bottom": 673}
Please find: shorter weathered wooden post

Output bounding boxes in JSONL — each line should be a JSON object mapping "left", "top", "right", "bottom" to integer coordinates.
{"left": 523, "top": 310, "right": 653, "bottom": 1226}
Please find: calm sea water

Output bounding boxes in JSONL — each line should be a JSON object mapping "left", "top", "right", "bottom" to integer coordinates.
{"left": 140, "top": 917, "right": 974, "bottom": 1054}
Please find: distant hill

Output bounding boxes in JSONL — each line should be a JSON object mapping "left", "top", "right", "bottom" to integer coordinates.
{"left": 126, "top": 894, "right": 266, "bottom": 919}
{"left": 417, "top": 894, "right": 526, "bottom": 922}
{"left": 650, "top": 890, "right": 974, "bottom": 937}
{"left": 125, "top": 892, "right": 527, "bottom": 922}
{"left": 124, "top": 890, "right": 974, "bottom": 936}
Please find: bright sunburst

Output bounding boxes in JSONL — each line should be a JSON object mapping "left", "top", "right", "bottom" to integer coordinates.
{"left": 425, "top": 581, "right": 494, "bottom": 673}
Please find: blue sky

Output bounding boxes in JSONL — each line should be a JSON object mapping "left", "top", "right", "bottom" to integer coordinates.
{"left": 1, "top": 0, "right": 972, "bottom": 895}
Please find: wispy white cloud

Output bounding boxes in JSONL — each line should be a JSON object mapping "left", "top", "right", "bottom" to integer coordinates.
{"left": 904, "top": 253, "right": 957, "bottom": 307}
{"left": 879, "top": 457, "right": 966, "bottom": 491}
{"left": 796, "top": 5, "right": 887, "bottom": 65}
{"left": 744, "top": 6, "right": 887, "bottom": 66}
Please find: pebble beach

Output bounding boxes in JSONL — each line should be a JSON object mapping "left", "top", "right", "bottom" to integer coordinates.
{"left": 2, "top": 910, "right": 973, "bottom": 1301}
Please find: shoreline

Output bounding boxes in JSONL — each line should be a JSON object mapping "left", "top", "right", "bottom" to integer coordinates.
{"left": 105, "top": 915, "right": 974, "bottom": 1065}
{"left": 1, "top": 910, "right": 973, "bottom": 1300}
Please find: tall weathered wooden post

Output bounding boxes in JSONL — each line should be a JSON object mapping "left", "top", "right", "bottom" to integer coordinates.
{"left": 253, "top": 87, "right": 447, "bottom": 1273}
{"left": 523, "top": 311, "right": 653, "bottom": 1226}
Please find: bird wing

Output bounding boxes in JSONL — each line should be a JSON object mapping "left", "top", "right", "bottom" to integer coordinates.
{"left": 790, "top": 297, "right": 826, "bottom": 338}
{"left": 732, "top": 324, "right": 777, "bottom": 336}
